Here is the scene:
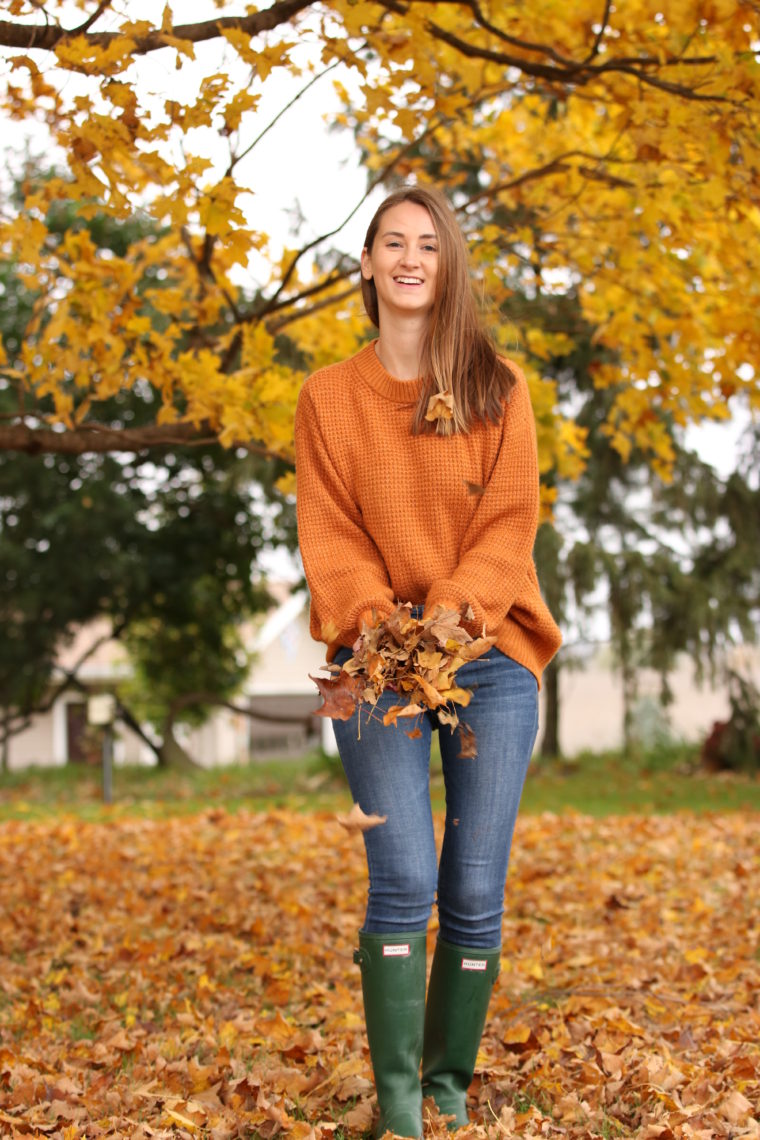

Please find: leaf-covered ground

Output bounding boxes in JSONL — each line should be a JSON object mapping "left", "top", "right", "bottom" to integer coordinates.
{"left": 1, "top": 809, "right": 758, "bottom": 1139}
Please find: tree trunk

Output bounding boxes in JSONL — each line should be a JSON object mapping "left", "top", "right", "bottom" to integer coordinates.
{"left": 534, "top": 521, "right": 564, "bottom": 760}
{"left": 620, "top": 638, "right": 639, "bottom": 757}
{"left": 539, "top": 658, "right": 561, "bottom": 758}
{"left": 157, "top": 718, "right": 200, "bottom": 769}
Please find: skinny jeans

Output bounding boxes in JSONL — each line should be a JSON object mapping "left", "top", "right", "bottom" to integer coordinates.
{"left": 331, "top": 634, "right": 538, "bottom": 948}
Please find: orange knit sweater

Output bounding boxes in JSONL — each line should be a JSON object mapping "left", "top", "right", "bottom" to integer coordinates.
{"left": 294, "top": 341, "right": 562, "bottom": 684}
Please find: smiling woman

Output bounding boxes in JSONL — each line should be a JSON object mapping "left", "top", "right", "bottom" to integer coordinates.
{"left": 360, "top": 201, "right": 440, "bottom": 347}
{"left": 358, "top": 186, "right": 519, "bottom": 438}
{"left": 294, "top": 183, "right": 562, "bottom": 1137}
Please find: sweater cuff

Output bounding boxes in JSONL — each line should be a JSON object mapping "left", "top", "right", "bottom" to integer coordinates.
{"left": 345, "top": 598, "right": 395, "bottom": 643}
{"left": 423, "top": 581, "right": 486, "bottom": 636}
{"left": 357, "top": 606, "right": 391, "bottom": 631}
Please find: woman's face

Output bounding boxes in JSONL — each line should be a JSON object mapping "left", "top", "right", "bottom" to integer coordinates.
{"left": 361, "top": 201, "right": 439, "bottom": 324}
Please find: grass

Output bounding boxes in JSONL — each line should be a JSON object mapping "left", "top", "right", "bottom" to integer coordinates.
{"left": 0, "top": 751, "right": 341, "bottom": 821}
{"left": 1, "top": 739, "right": 758, "bottom": 821}
{"left": 522, "top": 742, "right": 760, "bottom": 814}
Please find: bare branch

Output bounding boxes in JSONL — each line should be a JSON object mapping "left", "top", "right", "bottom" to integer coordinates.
{"left": 72, "top": 0, "right": 113, "bottom": 37}
{"left": 267, "top": 283, "right": 360, "bottom": 333}
{"left": 226, "top": 60, "right": 341, "bottom": 177}
{"left": 257, "top": 116, "right": 444, "bottom": 317}
{"left": 113, "top": 696, "right": 161, "bottom": 757}
{"left": 462, "top": 155, "right": 580, "bottom": 209}
{"left": 579, "top": 0, "right": 612, "bottom": 67}
{"left": 460, "top": 0, "right": 600, "bottom": 70}
{"left": 256, "top": 263, "right": 358, "bottom": 320}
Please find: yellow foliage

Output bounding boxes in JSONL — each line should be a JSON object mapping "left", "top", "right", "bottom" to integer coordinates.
{"left": 0, "top": 0, "right": 756, "bottom": 481}
{"left": 198, "top": 177, "right": 248, "bottom": 236}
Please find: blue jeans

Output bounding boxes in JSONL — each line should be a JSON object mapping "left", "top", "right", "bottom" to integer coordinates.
{"left": 331, "top": 637, "right": 538, "bottom": 949}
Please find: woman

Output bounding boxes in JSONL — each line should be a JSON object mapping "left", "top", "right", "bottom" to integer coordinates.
{"left": 294, "top": 185, "right": 561, "bottom": 1137}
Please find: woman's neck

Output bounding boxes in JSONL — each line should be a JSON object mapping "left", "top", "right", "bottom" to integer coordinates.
{"left": 374, "top": 314, "right": 428, "bottom": 380}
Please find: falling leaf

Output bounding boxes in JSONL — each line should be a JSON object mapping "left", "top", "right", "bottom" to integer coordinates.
{"left": 336, "top": 802, "right": 388, "bottom": 832}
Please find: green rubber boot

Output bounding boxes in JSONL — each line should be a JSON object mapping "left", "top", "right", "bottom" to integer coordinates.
{"left": 421, "top": 938, "right": 501, "bottom": 1129}
{"left": 353, "top": 931, "right": 427, "bottom": 1139}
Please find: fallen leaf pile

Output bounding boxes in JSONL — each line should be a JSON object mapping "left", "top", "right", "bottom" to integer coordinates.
{"left": 311, "top": 603, "right": 495, "bottom": 756}
{"left": 1, "top": 809, "right": 759, "bottom": 1138}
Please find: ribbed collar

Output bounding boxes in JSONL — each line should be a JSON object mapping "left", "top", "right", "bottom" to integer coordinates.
{"left": 352, "top": 340, "right": 423, "bottom": 404}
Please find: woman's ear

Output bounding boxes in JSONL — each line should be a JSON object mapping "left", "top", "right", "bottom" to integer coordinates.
{"left": 360, "top": 248, "right": 373, "bottom": 280}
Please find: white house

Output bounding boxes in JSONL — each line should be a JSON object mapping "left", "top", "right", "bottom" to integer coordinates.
{"left": 3, "top": 584, "right": 335, "bottom": 770}
{"left": 3, "top": 583, "right": 757, "bottom": 770}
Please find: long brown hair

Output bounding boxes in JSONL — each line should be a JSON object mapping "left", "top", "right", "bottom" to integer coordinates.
{"left": 361, "top": 184, "right": 517, "bottom": 434}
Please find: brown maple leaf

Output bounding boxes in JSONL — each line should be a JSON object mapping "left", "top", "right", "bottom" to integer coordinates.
{"left": 309, "top": 670, "right": 362, "bottom": 720}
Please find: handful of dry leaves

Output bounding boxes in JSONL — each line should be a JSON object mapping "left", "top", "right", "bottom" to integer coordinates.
{"left": 310, "top": 601, "right": 495, "bottom": 757}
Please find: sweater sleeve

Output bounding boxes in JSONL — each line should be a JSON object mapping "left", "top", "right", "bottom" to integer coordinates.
{"left": 423, "top": 368, "right": 539, "bottom": 635}
{"left": 295, "top": 384, "right": 395, "bottom": 648}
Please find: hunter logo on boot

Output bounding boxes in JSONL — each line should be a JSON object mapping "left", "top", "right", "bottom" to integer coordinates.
{"left": 461, "top": 957, "right": 488, "bottom": 971}
{"left": 383, "top": 943, "right": 411, "bottom": 957}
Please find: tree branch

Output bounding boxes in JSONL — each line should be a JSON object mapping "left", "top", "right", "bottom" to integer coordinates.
{"left": 462, "top": 155, "right": 581, "bottom": 208}
{"left": 71, "top": 0, "right": 113, "bottom": 37}
{"left": 257, "top": 263, "right": 358, "bottom": 320}
{"left": 376, "top": 1, "right": 742, "bottom": 104}
{"left": 0, "top": 419, "right": 293, "bottom": 460}
{"left": 0, "top": 0, "right": 314, "bottom": 54}
{"left": 226, "top": 60, "right": 341, "bottom": 177}
{"left": 0, "top": 626, "right": 121, "bottom": 746}
{"left": 256, "top": 113, "right": 445, "bottom": 318}
{"left": 168, "top": 689, "right": 318, "bottom": 727}
{"left": 579, "top": 0, "right": 612, "bottom": 66}
{"left": 0, "top": 421, "right": 216, "bottom": 455}
{"left": 113, "top": 697, "right": 161, "bottom": 758}
{"left": 267, "top": 283, "right": 360, "bottom": 333}
{"left": 459, "top": 0, "right": 603, "bottom": 70}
